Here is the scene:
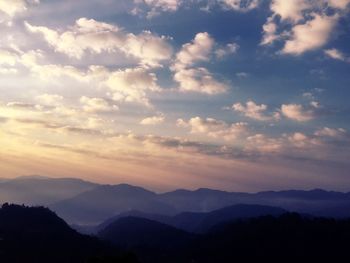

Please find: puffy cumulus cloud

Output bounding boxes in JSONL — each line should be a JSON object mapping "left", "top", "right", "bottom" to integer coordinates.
{"left": 174, "top": 32, "right": 214, "bottom": 69}
{"left": 105, "top": 67, "right": 160, "bottom": 106}
{"left": 282, "top": 14, "right": 338, "bottom": 55}
{"left": 177, "top": 116, "right": 248, "bottom": 141}
{"left": 140, "top": 114, "right": 165, "bottom": 125}
{"left": 261, "top": 1, "right": 348, "bottom": 54}
{"left": 0, "top": 0, "right": 33, "bottom": 17}
{"left": 324, "top": 48, "right": 348, "bottom": 61}
{"left": 174, "top": 67, "right": 228, "bottom": 94}
{"left": 220, "top": 0, "right": 260, "bottom": 12}
{"left": 172, "top": 32, "right": 229, "bottom": 94}
{"left": 271, "top": 0, "right": 310, "bottom": 23}
{"left": 287, "top": 132, "right": 316, "bottom": 148}
{"left": 232, "top": 100, "right": 280, "bottom": 121}
{"left": 80, "top": 96, "right": 118, "bottom": 113}
{"left": 280, "top": 104, "right": 315, "bottom": 122}
{"left": 17, "top": 49, "right": 161, "bottom": 107}
{"left": 25, "top": 18, "right": 173, "bottom": 67}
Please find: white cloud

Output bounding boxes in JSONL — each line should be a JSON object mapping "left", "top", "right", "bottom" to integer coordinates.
{"left": 261, "top": 16, "right": 279, "bottom": 45}
{"left": 140, "top": 114, "right": 165, "bottom": 125}
{"left": 174, "top": 32, "right": 214, "bottom": 69}
{"left": 281, "top": 104, "right": 315, "bottom": 122}
{"left": 0, "top": 49, "right": 18, "bottom": 65}
{"left": 282, "top": 14, "right": 338, "bottom": 55}
{"left": 80, "top": 96, "right": 118, "bottom": 113}
{"left": 105, "top": 67, "right": 160, "bottom": 106}
{"left": 271, "top": 0, "right": 310, "bottom": 23}
{"left": 36, "top": 94, "right": 63, "bottom": 106}
{"left": 172, "top": 32, "right": 228, "bottom": 94}
{"left": 177, "top": 116, "right": 248, "bottom": 141}
{"left": 232, "top": 100, "right": 280, "bottom": 121}
{"left": 25, "top": 18, "right": 173, "bottom": 67}
{"left": 0, "top": 0, "right": 27, "bottom": 17}
{"left": 220, "top": 0, "right": 260, "bottom": 12}
{"left": 324, "top": 48, "right": 347, "bottom": 61}
{"left": 174, "top": 67, "right": 228, "bottom": 94}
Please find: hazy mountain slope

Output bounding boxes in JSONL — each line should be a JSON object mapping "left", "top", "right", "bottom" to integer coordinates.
{"left": 97, "top": 204, "right": 286, "bottom": 234}
{"left": 0, "top": 176, "right": 97, "bottom": 206}
{"left": 50, "top": 184, "right": 175, "bottom": 224}
{"left": 159, "top": 188, "right": 350, "bottom": 218}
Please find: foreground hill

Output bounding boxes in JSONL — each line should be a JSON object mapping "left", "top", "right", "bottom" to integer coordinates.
{"left": 99, "top": 216, "right": 194, "bottom": 248}
{"left": 97, "top": 213, "right": 350, "bottom": 263}
{"left": 0, "top": 176, "right": 97, "bottom": 206}
{"left": 188, "top": 214, "right": 350, "bottom": 262}
{"left": 0, "top": 204, "right": 139, "bottom": 263}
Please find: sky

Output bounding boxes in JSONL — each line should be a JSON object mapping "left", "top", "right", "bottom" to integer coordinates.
{"left": 0, "top": 0, "right": 349, "bottom": 192}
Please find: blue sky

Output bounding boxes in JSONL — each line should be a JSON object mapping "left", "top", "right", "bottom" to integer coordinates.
{"left": 0, "top": 0, "right": 349, "bottom": 192}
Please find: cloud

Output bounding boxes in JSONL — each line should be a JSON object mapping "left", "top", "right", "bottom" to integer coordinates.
{"left": 36, "top": 94, "right": 63, "bottom": 106}
{"left": 261, "top": 1, "right": 347, "bottom": 54}
{"left": 104, "top": 67, "right": 160, "bottom": 106}
{"left": 327, "top": 0, "right": 350, "bottom": 9}
{"left": 0, "top": 0, "right": 29, "bottom": 17}
{"left": 142, "top": 0, "right": 182, "bottom": 11}
{"left": 220, "top": 0, "right": 260, "bottom": 12}
{"left": 174, "top": 32, "right": 214, "bottom": 69}
{"left": 324, "top": 48, "right": 348, "bottom": 61}
{"left": 0, "top": 49, "right": 18, "bottom": 65}
{"left": 280, "top": 104, "right": 315, "bottom": 122}
{"left": 271, "top": 0, "right": 310, "bottom": 23}
{"left": 6, "top": 101, "right": 41, "bottom": 110}
{"left": 134, "top": 0, "right": 260, "bottom": 17}
{"left": 246, "top": 134, "right": 284, "bottom": 153}
{"left": 172, "top": 32, "right": 228, "bottom": 94}
{"left": 173, "top": 67, "right": 228, "bottom": 94}
{"left": 282, "top": 14, "right": 338, "bottom": 55}
{"left": 215, "top": 43, "right": 239, "bottom": 59}
{"left": 177, "top": 116, "right": 248, "bottom": 141}
{"left": 25, "top": 18, "right": 173, "bottom": 67}
{"left": 260, "top": 17, "right": 279, "bottom": 45}
{"left": 232, "top": 100, "right": 280, "bottom": 121}
{"left": 140, "top": 114, "right": 165, "bottom": 125}
{"left": 314, "top": 127, "right": 347, "bottom": 138}
{"left": 80, "top": 96, "right": 118, "bottom": 113}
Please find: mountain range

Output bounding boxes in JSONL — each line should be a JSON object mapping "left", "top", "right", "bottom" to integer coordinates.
{"left": 1, "top": 176, "right": 350, "bottom": 225}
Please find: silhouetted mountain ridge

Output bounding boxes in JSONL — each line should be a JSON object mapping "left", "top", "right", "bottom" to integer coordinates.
{"left": 0, "top": 204, "right": 139, "bottom": 263}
